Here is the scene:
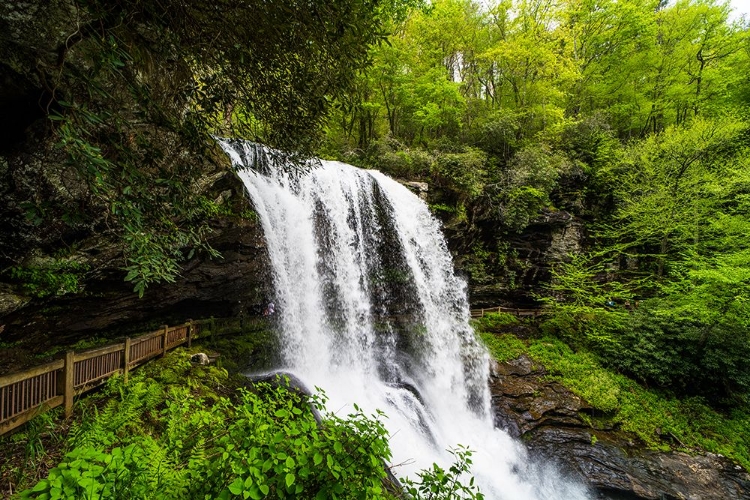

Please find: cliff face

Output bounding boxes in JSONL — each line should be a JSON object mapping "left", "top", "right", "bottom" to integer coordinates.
{"left": 438, "top": 204, "right": 586, "bottom": 309}
{"left": 0, "top": 159, "right": 273, "bottom": 374}
{"left": 0, "top": 1, "right": 275, "bottom": 357}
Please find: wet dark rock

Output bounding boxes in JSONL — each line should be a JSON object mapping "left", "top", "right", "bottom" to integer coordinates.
{"left": 400, "top": 181, "right": 429, "bottom": 200}
{"left": 440, "top": 203, "right": 586, "bottom": 309}
{"left": 490, "top": 355, "right": 750, "bottom": 499}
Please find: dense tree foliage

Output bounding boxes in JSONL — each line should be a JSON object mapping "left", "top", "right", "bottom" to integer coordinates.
{"left": 326, "top": 0, "right": 748, "bottom": 150}
{"left": 321, "top": 0, "right": 750, "bottom": 405}
{"left": 3, "top": 0, "right": 409, "bottom": 295}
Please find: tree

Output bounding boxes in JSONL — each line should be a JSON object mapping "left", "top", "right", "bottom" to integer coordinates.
{"left": 547, "top": 117, "right": 750, "bottom": 402}
{"left": 603, "top": 116, "right": 744, "bottom": 276}
{"left": 4, "top": 0, "right": 406, "bottom": 294}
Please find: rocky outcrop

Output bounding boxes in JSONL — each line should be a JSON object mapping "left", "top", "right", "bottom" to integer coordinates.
{"left": 441, "top": 206, "right": 586, "bottom": 309}
{"left": 401, "top": 180, "right": 429, "bottom": 200}
{"left": 0, "top": 169, "right": 273, "bottom": 374}
{"left": 490, "top": 356, "right": 750, "bottom": 499}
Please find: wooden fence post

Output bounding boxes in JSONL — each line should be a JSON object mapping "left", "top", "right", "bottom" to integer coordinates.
{"left": 123, "top": 338, "right": 131, "bottom": 384}
{"left": 64, "top": 351, "right": 75, "bottom": 418}
{"left": 161, "top": 325, "right": 168, "bottom": 356}
{"left": 187, "top": 320, "right": 193, "bottom": 348}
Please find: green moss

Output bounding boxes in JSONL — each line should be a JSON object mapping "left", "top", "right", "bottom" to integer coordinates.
{"left": 38, "top": 337, "right": 112, "bottom": 359}
{"left": 477, "top": 330, "right": 750, "bottom": 470}
{"left": 472, "top": 312, "right": 519, "bottom": 332}
{"left": 479, "top": 332, "right": 525, "bottom": 362}
{"left": 527, "top": 339, "right": 621, "bottom": 413}
{"left": 195, "top": 317, "right": 278, "bottom": 373}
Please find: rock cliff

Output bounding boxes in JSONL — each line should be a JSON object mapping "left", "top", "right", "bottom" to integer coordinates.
{"left": 491, "top": 355, "right": 750, "bottom": 499}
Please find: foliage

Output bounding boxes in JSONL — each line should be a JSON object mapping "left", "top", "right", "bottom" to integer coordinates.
{"left": 325, "top": 0, "right": 749, "bottom": 154}
{"left": 18, "top": 349, "right": 485, "bottom": 500}
{"left": 23, "top": 0, "right": 410, "bottom": 295}
{"left": 543, "top": 117, "right": 750, "bottom": 403}
{"left": 596, "top": 299, "right": 750, "bottom": 404}
{"left": 8, "top": 261, "right": 90, "bottom": 298}
{"left": 473, "top": 143, "right": 571, "bottom": 231}
{"left": 401, "top": 446, "right": 485, "bottom": 500}
{"left": 476, "top": 331, "right": 750, "bottom": 470}
{"left": 430, "top": 147, "right": 488, "bottom": 201}
{"left": 21, "top": 352, "right": 393, "bottom": 499}
{"left": 463, "top": 243, "right": 493, "bottom": 285}
{"left": 478, "top": 332, "right": 525, "bottom": 363}
{"left": 473, "top": 312, "right": 518, "bottom": 333}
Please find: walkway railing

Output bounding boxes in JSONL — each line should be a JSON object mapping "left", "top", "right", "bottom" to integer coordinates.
{"left": 0, "top": 318, "right": 224, "bottom": 436}
{"left": 470, "top": 305, "right": 545, "bottom": 319}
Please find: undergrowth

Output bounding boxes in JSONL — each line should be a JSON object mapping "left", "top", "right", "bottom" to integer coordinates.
{"left": 479, "top": 331, "right": 750, "bottom": 470}
{"left": 9, "top": 348, "right": 484, "bottom": 499}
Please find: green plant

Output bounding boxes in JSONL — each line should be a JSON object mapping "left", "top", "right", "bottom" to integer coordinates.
{"left": 8, "top": 261, "right": 90, "bottom": 298}
{"left": 429, "top": 203, "right": 457, "bottom": 214}
{"left": 478, "top": 332, "right": 525, "bottom": 362}
{"left": 19, "top": 348, "right": 489, "bottom": 500}
{"left": 402, "top": 446, "right": 485, "bottom": 500}
{"left": 473, "top": 312, "right": 518, "bottom": 333}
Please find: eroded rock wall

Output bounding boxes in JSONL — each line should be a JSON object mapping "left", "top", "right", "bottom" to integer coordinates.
{"left": 491, "top": 355, "right": 750, "bottom": 499}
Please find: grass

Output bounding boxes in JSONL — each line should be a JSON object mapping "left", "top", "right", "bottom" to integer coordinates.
{"left": 478, "top": 330, "right": 750, "bottom": 470}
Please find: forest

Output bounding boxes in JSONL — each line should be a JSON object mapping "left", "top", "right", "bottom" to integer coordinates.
{"left": 317, "top": 0, "right": 750, "bottom": 406}
{"left": 2, "top": 0, "right": 750, "bottom": 497}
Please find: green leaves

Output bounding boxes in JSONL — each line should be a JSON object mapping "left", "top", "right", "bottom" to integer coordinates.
{"left": 401, "top": 446, "right": 485, "bottom": 500}
{"left": 22, "top": 367, "right": 397, "bottom": 499}
{"left": 8, "top": 261, "right": 89, "bottom": 298}
{"left": 32, "top": 0, "right": 408, "bottom": 298}
{"left": 543, "top": 117, "right": 750, "bottom": 403}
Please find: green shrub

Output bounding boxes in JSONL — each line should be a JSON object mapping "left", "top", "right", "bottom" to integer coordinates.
{"left": 9, "top": 261, "right": 89, "bottom": 298}
{"left": 430, "top": 148, "right": 488, "bottom": 200}
{"left": 402, "top": 446, "right": 484, "bottom": 500}
{"left": 20, "top": 350, "right": 486, "bottom": 499}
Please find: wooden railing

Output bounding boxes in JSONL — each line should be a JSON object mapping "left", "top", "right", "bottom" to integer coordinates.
{"left": 0, "top": 318, "right": 216, "bottom": 436}
{"left": 470, "top": 305, "right": 545, "bottom": 319}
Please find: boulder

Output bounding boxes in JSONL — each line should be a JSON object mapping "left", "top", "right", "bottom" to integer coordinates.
{"left": 190, "top": 353, "right": 210, "bottom": 365}
{"left": 490, "top": 355, "right": 750, "bottom": 499}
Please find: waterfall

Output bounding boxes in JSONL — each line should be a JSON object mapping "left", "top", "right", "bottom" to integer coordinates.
{"left": 220, "top": 140, "right": 589, "bottom": 500}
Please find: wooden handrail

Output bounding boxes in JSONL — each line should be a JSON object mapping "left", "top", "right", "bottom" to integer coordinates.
{"left": 0, "top": 317, "right": 227, "bottom": 436}
{"left": 469, "top": 305, "right": 546, "bottom": 319}
{"left": 73, "top": 343, "right": 125, "bottom": 362}
{"left": 0, "top": 359, "right": 64, "bottom": 388}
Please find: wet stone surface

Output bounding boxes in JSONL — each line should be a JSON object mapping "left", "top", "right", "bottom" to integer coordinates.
{"left": 490, "top": 355, "right": 750, "bottom": 500}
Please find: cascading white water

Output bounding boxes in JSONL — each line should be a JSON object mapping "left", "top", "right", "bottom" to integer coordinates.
{"left": 220, "top": 140, "right": 590, "bottom": 500}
